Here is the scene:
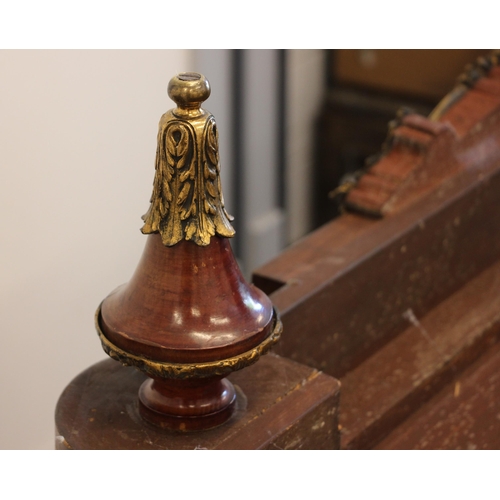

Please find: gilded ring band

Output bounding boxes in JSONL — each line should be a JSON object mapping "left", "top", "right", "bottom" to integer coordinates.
{"left": 95, "top": 304, "right": 282, "bottom": 380}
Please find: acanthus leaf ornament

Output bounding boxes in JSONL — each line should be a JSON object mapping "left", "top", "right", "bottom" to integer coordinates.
{"left": 141, "top": 75, "right": 235, "bottom": 247}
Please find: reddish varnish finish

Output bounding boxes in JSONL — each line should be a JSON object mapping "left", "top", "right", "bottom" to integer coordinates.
{"left": 253, "top": 55, "right": 500, "bottom": 448}
{"left": 99, "top": 233, "right": 275, "bottom": 431}
{"left": 375, "top": 342, "right": 500, "bottom": 450}
{"left": 55, "top": 355, "right": 341, "bottom": 449}
{"left": 345, "top": 64, "right": 500, "bottom": 217}
{"left": 138, "top": 376, "right": 237, "bottom": 431}
{"left": 101, "top": 234, "right": 273, "bottom": 364}
{"left": 97, "top": 72, "right": 278, "bottom": 431}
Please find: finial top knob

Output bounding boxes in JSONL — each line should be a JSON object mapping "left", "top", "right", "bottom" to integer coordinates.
{"left": 168, "top": 72, "right": 211, "bottom": 112}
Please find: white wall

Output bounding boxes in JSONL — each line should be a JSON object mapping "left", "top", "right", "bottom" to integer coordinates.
{"left": 0, "top": 50, "right": 193, "bottom": 449}
{"left": 193, "top": 50, "right": 235, "bottom": 214}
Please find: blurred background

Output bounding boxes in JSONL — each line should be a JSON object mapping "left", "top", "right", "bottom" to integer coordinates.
{"left": 0, "top": 49, "right": 489, "bottom": 449}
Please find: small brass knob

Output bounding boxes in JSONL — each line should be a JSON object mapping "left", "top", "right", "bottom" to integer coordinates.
{"left": 168, "top": 72, "right": 211, "bottom": 112}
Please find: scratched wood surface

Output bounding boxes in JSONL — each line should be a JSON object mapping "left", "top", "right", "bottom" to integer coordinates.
{"left": 255, "top": 154, "right": 500, "bottom": 379}
{"left": 340, "top": 258, "right": 500, "bottom": 449}
{"left": 55, "top": 354, "right": 340, "bottom": 450}
{"left": 375, "top": 341, "right": 500, "bottom": 450}
{"left": 253, "top": 57, "right": 500, "bottom": 449}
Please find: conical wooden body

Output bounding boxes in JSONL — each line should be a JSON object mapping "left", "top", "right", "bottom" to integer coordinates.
{"left": 99, "top": 234, "right": 274, "bottom": 365}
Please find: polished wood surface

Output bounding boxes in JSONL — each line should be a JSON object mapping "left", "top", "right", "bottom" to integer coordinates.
{"left": 314, "top": 50, "right": 491, "bottom": 227}
{"left": 55, "top": 355, "right": 340, "bottom": 450}
{"left": 56, "top": 61, "right": 500, "bottom": 448}
{"left": 256, "top": 158, "right": 500, "bottom": 379}
{"left": 101, "top": 235, "right": 273, "bottom": 363}
{"left": 99, "top": 233, "right": 277, "bottom": 431}
{"left": 138, "top": 376, "right": 236, "bottom": 431}
{"left": 255, "top": 58, "right": 500, "bottom": 380}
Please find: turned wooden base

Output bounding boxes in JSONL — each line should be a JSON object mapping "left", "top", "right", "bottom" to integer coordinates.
{"left": 138, "top": 377, "right": 236, "bottom": 431}
{"left": 55, "top": 354, "right": 340, "bottom": 450}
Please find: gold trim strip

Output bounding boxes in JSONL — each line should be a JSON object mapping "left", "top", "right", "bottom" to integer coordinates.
{"left": 430, "top": 51, "right": 500, "bottom": 122}
{"left": 428, "top": 84, "right": 468, "bottom": 122}
{"left": 95, "top": 305, "right": 282, "bottom": 380}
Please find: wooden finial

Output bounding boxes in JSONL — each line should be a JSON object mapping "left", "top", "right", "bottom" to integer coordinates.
{"left": 96, "top": 74, "right": 282, "bottom": 431}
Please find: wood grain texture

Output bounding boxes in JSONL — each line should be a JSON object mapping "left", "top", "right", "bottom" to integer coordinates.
{"left": 55, "top": 354, "right": 340, "bottom": 450}
{"left": 97, "top": 232, "right": 278, "bottom": 430}
{"left": 253, "top": 63, "right": 500, "bottom": 448}
{"left": 340, "top": 258, "right": 500, "bottom": 449}
{"left": 256, "top": 154, "right": 500, "bottom": 378}
{"left": 101, "top": 235, "right": 273, "bottom": 364}
{"left": 375, "top": 342, "right": 500, "bottom": 450}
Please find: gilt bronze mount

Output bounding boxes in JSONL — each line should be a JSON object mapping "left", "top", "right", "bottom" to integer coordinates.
{"left": 141, "top": 72, "right": 235, "bottom": 246}
{"left": 96, "top": 304, "right": 282, "bottom": 380}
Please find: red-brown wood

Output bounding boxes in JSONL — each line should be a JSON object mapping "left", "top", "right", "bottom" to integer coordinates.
{"left": 101, "top": 235, "right": 273, "bottom": 364}
{"left": 375, "top": 342, "right": 500, "bottom": 450}
{"left": 340, "top": 258, "right": 500, "bottom": 449}
{"left": 253, "top": 53, "right": 500, "bottom": 449}
{"left": 55, "top": 355, "right": 341, "bottom": 450}
{"left": 98, "top": 232, "right": 276, "bottom": 431}
{"left": 138, "top": 376, "right": 236, "bottom": 431}
{"left": 345, "top": 63, "right": 500, "bottom": 217}
{"left": 255, "top": 63, "right": 500, "bottom": 380}
{"left": 256, "top": 157, "right": 500, "bottom": 379}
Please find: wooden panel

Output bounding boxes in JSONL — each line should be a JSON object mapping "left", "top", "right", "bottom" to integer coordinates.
{"left": 340, "top": 258, "right": 500, "bottom": 449}
{"left": 255, "top": 154, "right": 500, "bottom": 378}
{"left": 375, "top": 342, "right": 500, "bottom": 450}
{"left": 55, "top": 354, "right": 340, "bottom": 450}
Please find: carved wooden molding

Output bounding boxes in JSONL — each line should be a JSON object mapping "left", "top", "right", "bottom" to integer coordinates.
{"left": 344, "top": 50, "right": 500, "bottom": 218}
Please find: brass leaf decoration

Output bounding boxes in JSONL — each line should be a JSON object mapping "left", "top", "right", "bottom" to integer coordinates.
{"left": 141, "top": 113, "right": 235, "bottom": 246}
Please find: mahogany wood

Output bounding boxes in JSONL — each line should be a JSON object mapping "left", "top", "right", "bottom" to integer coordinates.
{"left": 254, "top": 56, "right": 500, "bottom": 449}
{"left": 442, "top": 72, "right": 500, "bottom": 138}
{"left": 340, "top": 258, "right": 500, "bottom": 449}
{"left": 256, "top": 156, "right": 500, "bottom": 378}
{"left": 345, "top": 61, "right": 500, "bottom": 216}
{"left": 55, "top": 354, "right": 340, "bottom": 450}
{"left": 99, "top": 234, "right": 278, "bottom": 431}
{"left": 101, "top": 235, "right": 273, "bottom": 364}
{"left": 345, "top": 114, "right": 459, "bottom": 216}
{"left": 56, "top": 61, "right": 500, "bottom": 449}
{"left": 375, "top": 342, "right": 500, "bottom": 450}
{"left": 138, "top": 376, "right": 236, "bottom": 432}
{"left": 93, "top": 74, "right": 282, "bottom": 431}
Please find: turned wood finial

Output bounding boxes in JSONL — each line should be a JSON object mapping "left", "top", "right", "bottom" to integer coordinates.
{"left": 95, "top": 73, "right": 282, "bottom": 431}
